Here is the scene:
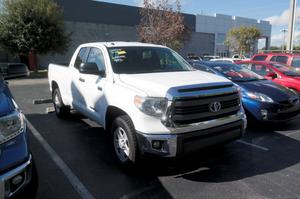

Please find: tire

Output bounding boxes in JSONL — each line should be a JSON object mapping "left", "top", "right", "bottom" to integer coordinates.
{"left": 52, "top": 88, "right": 70, "bottom": 118}
{"left": 111, "top": 115, "right": 139, "bottom": 167}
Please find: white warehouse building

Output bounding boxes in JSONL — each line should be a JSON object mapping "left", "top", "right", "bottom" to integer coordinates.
{"left": 195, "top": 13, "right": 271, "bottom": 57}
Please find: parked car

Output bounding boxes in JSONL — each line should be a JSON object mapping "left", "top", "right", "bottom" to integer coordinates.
{"left": 210, "top": 58, "right": 242, "bottom": 63}
{"left": 0, "top": 76, "right": 37, "bottom": 198}
{"left": 186, "top": 55, "right": 202, "bottom": 61}
{"left": 251, "top": 52, "right": 300, "bottom": 71}
{"left": 189, "top": 61, "right": 300, "bottom": 122}
{"left": 0, "top": 63, "right": 30, "bottom": 79}
{"left": 48, "top": 42, "right": 247, "bottom": 167}
{"left": 237, "top": 60, "right": 300, "bottom": 93}
{"left": 202, "top": 55, "right": 220, "bottom": 61}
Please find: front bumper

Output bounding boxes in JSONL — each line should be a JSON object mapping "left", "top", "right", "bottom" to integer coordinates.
{"left": 0, "top": 155, "right": 32, "bottom": 198}
{"left": 243, "top": 98, "right": 300, "bottom": 122}
{"left": 136, "top": 112, "right": 246, "bottom": 157}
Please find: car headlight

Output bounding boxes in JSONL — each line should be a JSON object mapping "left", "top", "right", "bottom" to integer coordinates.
{"left": 134, "top": 96, "right": 168, "bottom": 117}
{"left": 0, "top": 111, "right": 25, "bottom": 145}
{"left": 244, "top": 91, "right": 274, "bottom": 103}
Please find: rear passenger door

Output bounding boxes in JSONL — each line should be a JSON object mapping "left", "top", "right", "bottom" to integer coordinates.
{"left": 78, "top": 47, "right": 107, "bottom": 124}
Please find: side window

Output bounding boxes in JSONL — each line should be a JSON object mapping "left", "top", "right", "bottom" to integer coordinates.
{"left": 239, "top": 63, "right": 251, "bottom": 70}
{"left": 250, "top": 64, "right": 270, "bottom": 76}
{"left": 87, "top": 48, "right": 106, "bottom": 71}
{"left": 252, "top": 55, "right": 267, "bottom": 61}
{"left": 74, "top": 47, "right": 89, "bottom": 69}
{"left": 193, "top": 64, "right": 215, "bottom": 74}
{"left": 270, "top": 56, "right": 277, "bottom": 62}
{"left": 276, "top": 56, "right": 288, "bottom": 64}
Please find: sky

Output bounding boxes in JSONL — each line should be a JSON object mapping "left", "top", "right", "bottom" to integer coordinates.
{"left": 97, "top": 0, "right": 300, "bottom": 47}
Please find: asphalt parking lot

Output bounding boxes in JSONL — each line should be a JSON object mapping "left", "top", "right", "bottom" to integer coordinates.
{"left": 8, "top": 77, "right": 300, "bottom": 199}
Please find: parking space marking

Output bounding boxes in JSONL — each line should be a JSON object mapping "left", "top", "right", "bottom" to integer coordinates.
{"left": 27, "top": 119, "right": 95, "bottom": 199}
{"left": 236, "top": 140, "right": 269, "bottom": 151}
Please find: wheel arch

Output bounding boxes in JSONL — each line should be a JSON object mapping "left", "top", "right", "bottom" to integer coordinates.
{"left": 105, "top": 106, "right": 131, "bottom": 131}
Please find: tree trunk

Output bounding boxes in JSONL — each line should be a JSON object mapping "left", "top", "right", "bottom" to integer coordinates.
{"left": 28, "top": 50, "right": 38, "bottom": 72}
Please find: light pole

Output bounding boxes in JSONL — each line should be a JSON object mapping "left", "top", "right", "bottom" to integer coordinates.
{"left": 287, "top": 0, "right": 297, "bottom": 52}
{"left": 281, "top": 29, "right": 288, "bottom": 51}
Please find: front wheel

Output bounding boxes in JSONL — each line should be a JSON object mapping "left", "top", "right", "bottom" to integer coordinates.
{"left": 111, "top": 115, "right": 139, "bottom": 167}
{"left": 52, "top": 88, "right": 70, "bottom": 118}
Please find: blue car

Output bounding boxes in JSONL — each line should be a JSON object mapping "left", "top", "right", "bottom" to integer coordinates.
{"left": 0, "top": 76, "right": 37, "bottom": 198}
{"left": 189, "top": 61, "right": 300, "bottom": 122}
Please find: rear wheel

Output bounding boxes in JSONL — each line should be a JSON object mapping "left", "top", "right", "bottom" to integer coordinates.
{"left": 52, "top": 88, "right": 70, "bottom": 118}
{"left": 111, "top": 115, "right": 139, "bottom": 167}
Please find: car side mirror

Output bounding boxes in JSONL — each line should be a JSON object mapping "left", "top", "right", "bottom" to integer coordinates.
{"left": 79, "top": 62, "right": 105, "bottom": 76}
{"left": 266, "top": 72, "right": 277, "bottom": 79}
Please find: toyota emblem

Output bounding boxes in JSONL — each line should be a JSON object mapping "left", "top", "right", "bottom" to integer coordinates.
{"left": 209, "top": 101, "right": 222, "bottom": 112}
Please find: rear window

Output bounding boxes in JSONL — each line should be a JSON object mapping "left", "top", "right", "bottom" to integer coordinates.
{"left": 252, "top": 55, "right": 267, "bottom": 61}
{"left": 276, "top": 56, "right": 288, "bottom": 64}
{"left": 292, "top": 57, "right": 300, "bottom": 68}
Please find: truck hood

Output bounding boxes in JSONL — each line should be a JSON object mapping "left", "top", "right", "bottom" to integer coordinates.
{"left": 118, "top": 71, "right": 231, "bottom": 97}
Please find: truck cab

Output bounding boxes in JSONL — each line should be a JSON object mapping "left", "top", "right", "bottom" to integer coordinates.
{"left": 48, "top": 42, "right": 247, "bottom": 166}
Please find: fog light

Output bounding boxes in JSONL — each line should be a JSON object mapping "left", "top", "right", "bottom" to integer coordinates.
{"left": 9, "top": 173, "right": 25, "bottom": 193}
{"left": 152, "top": 140, "right": 163, "bottom": 150}
{"left": 261, "top": 109, "right": 268, "bottom": 120}
{"left": 12, "top": 175, "right": 23, "bottom": 185}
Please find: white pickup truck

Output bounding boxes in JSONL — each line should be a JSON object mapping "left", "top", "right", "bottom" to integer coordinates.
{"left": 48, "top": 42, "right": 246, "bottom": 166}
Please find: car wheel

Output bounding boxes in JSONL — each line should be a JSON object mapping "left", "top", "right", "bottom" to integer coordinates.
{"left": 111, "top": 115, "right": 139, "bottom": 167}
{"left": 52, "top": 88, "right": 70, "bottom": 118}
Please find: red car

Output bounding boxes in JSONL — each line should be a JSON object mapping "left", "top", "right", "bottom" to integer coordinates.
{"left": 237, "top": 60, "right": 300, "bottom": 93}
{"left": 251, "top": 53, "right": 300, "bottom": 71}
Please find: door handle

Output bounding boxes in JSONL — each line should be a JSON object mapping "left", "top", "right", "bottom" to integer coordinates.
{"left": 79, "top": 77, "right": 85, "bottom": 82}
{"left": 97, "top": 86, "right": 102, "bottom": 91}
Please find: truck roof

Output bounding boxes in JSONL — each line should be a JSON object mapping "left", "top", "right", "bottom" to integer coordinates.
{"left": 80, "top": 41, "right": 166, "bottom": 48}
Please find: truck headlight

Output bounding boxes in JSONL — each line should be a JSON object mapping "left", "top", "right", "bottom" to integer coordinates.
{"left": 0, "top": 111, "right": 25, "bottom": 145}
{"left": 134, "top": 96, "right": 168, "bottom": 117}
{"left": 244, "top": 91, "right": 274, "bottom": 103}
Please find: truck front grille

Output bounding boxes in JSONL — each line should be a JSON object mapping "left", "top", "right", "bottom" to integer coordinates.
{"left": 172, "top": 92, "right": 240, "bottom": 125}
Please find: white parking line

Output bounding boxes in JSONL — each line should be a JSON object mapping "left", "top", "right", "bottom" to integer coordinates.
{"left": 236, "top": 140, "right": 269, "bottom": 151}
{"left": 26, "top": 119, "right": 95, "bottom": 199}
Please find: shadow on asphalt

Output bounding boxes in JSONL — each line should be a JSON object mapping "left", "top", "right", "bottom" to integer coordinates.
{"left": 26, "top": 112, "right": 300, "bottom": 197}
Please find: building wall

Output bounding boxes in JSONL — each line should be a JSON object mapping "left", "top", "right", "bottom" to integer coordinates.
{"left": 38, "top": 21, "right": 139, "bottom": 67}
{"left": 196, "top": 13, "right": 272, "bottom": 56}
{"left": 180, "top": 32, "right": 215, "bottom": 57}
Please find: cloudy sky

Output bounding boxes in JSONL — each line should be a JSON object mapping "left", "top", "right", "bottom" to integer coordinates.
{"left": 99, "top": 0, "right": 299, "bottom": 47}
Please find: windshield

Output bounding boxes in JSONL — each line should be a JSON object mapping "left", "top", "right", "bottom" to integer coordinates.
{"left": 108, "top": 47, "right": 192, "bottom": 74}
{"left": 292, "top": 57, "right": 300, "bottom": 68}
{"left": 270, "top": 63, "right": 300, "bottom": 76}
{"left": 210, "top": 64, "right": 265, "bottom": 82}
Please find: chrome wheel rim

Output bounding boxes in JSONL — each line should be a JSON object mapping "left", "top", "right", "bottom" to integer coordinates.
{"left": 113, "top": 127, "right": 130, "bottom": 162}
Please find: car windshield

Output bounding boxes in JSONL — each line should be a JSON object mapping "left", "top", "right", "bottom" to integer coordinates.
{"left": 210, "top": 64, "right": 265, "bottom": 82}
{"left": 292, "top": 57, "right": 300, "bottom": 68}
{"left": 108, "top": 47, "right": 193, "bottom": 74}
{"left": 271, "top": 63, "right": 300, "bottom": 76}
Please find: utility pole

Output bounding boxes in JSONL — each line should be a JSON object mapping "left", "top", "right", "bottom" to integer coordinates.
{"left": 287, "top": 0, "right": 297, "bottom": 52}
{"left": 281, "top": 29, "right": 288, "bottom": 51}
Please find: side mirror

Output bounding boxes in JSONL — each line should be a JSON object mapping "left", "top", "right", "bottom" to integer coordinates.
{"left": 79, "top": 62, "right": 105, "bottom": 76}
{"left": 266, "top": 72, "right": 277, "bottom": 79}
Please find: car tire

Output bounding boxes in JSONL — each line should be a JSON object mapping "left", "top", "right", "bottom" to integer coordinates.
{"left": 111, "top": 115, "right": 139, "bottom": 167}
{"left": 52, "top": 88, "right": 70, "bottom": 118}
